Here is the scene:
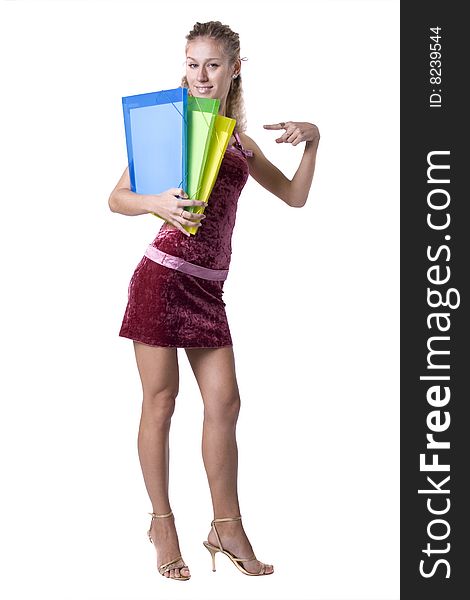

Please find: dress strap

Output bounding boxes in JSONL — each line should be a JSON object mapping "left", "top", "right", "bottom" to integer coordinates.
{"left": 233, "top": 131, "right": 254, "bottom": 158}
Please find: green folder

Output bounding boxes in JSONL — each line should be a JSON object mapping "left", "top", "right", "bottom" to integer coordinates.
{"left": 186, "top": 114, "right": 236, "bottom": 235}
{"left": 186, "top": 96, "right": 220, "bottom": 207}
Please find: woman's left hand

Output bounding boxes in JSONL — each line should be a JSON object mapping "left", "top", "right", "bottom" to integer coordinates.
{"left": 263, "top": 121, "right": 320, "bottom": 147}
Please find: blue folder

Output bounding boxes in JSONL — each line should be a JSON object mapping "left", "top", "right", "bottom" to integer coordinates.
{"left": 122, "top": 87, "right": 188, "bottom": 195}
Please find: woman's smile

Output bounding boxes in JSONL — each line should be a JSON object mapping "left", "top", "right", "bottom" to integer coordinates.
{"left": 194, "top": 85, "right": 213, "bottom": 95}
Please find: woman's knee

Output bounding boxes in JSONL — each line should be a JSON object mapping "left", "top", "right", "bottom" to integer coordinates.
{"left": 204, "top": 390, "right": 241, "bottom": 424}
{"left": 142, "top": 387, "right": 178, "bottom": 425}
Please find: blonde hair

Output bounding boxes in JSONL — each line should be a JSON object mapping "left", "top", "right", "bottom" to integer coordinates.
{"left": 180, "top": 21, "right": 247, "bottom": 133}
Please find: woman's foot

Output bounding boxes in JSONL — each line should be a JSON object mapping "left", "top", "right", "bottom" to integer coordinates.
{"left": 207, "top": 519, "right": 274, "bottom": 575}
{"left": 149, "top": 514, "right": 190, "bottom": 579}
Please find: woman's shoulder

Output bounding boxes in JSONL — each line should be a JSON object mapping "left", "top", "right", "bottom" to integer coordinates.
{"left": 237, "top": 131, "right": 257, "bottom": 154}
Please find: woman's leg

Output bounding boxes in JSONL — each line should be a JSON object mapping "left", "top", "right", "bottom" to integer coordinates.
{"left": 185, "top": 346, "right": 273, "bottom": 574}
{"left": 133, "top": 341, "right": 190, "bottom": 579}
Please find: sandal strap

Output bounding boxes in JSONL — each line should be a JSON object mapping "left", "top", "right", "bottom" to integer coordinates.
{"left": 212, "top": 516, "right": 242, "bottom": 523}
{"left": 149, "top": 510, "right": 173, "bottom": 519}
{"left": 158, "top": 555, "right": 187, "bottom": 574}
{"left": 233, "top": 556, "right": 268, "bottom": 574}
{"left": 232, "top": 554, "right": 257, "bottom": 562}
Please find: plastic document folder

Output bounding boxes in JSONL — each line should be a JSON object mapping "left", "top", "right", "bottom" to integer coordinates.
{"left": 186, "top": 114, "right": 236, "bottom": 235}
{"left": 122, "top": 87, "right": 188, "bottom": 195}
{"left": 186, "top": 96, "right": 220, "bottom": 202}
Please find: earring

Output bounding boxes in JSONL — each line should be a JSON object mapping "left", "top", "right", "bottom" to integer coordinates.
{"left": 232, "top": 73, "right": 238, "bottom": 79}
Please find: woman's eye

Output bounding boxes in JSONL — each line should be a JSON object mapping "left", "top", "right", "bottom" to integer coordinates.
{"left": 187, "top": 63, "right": 219, "bottom": 68}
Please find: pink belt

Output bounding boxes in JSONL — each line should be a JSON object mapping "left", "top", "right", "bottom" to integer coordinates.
{"left": 144, "top": 244, "right": 229, "bottom": 281}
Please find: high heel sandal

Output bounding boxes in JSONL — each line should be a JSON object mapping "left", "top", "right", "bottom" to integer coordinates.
{"left": 147, "top": 510, "right": 190, "bottom": 581}
{"left": 203, "top": 516, "right": 273, "bottom": 576}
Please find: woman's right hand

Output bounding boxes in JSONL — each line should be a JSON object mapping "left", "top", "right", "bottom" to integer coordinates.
{"left": 150, "top": 188, "right": 208, "bottom": 237}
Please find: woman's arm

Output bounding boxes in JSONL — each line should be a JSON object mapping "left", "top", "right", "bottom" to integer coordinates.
{"left": 108, "top": 166, "right": 207, "bottom": 236}
{"left": 108, "top": 166, "right": 156, "bottom": 216}
{"left": 239, "top": 122, "right": 320, "bottom": 207}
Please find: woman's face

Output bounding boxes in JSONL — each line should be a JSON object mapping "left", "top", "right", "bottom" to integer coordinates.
{"left": 185, "top": 37, "right": 237, "bottom": 106}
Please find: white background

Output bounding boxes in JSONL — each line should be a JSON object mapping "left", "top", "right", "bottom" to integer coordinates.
{"left": 0, "top": 1, "right": 399, "bottom": 599}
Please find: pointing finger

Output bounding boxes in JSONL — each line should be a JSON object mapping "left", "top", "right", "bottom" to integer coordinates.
{"left": 263, "top": 123, "right": 286, "bottom": 130}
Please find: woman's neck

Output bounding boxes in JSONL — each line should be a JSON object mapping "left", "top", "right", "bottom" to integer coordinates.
{"left": 218, "top": 98, "right": 227, "bottom": 117}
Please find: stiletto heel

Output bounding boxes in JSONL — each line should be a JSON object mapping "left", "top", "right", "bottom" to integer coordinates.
{"left": 203, "top": 540, "right": 218, "bottom": 571}
{"left": 147, "top": 510, "right": 190, "bottom": 581}
{"left": 202, "top": 516, "right": 273, "bottom": 576}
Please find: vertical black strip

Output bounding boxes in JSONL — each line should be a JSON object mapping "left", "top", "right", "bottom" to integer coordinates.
{"left": 401, "top": 1, "right": 469, "bottom": 598}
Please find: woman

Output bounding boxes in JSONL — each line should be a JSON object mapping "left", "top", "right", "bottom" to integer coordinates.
{"left": 109, "top": 20, "right": 320, "bottom": 581}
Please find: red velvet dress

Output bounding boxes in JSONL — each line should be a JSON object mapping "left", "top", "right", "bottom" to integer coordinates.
{"left": 118, "top": 138, "right": 251, "bottom": 348}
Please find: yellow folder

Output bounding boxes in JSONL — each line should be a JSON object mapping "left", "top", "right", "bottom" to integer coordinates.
{"left": 185, "top": 115, "right": 236, "bottom": 235}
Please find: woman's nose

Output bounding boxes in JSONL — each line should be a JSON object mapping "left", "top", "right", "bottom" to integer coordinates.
{"left": 197, "top": 67, "right": 209, "bottom": 82}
